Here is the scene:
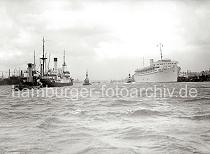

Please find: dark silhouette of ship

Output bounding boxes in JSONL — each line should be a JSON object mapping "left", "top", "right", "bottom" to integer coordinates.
{"left": 13, "top": 37, "right": 73, "bottom": 90}
{"left": 126, "top": 74, "right": 133, "bottom": 83}
{"left": 83, "top": 71, "right": 91, "bottom": 85}
{"left": 37, "top": 38, "right": 73, "bottom": 87}
{"left": 40, "top": 52, "right": 73, "bottom": 87}
{"left": 0, "top": 76, "right": 20, "bottom": 85}
{"left": 0, "top": 69, "right": 22, "bottom": 86}
{"left": 13, "top": 63, "right": 42, "bottom": 90}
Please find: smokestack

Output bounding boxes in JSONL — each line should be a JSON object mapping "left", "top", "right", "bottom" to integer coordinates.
{"left": 150, "top": 59, "right": 154, "bottom": 66}
{"left": 27, "top": 63, "right": 33, "bottom": 83}
{"left": 20, "top": 70, "right": 23, "bottom": 77}
{"left": 9, "top": 69, "right": 10, "bottom": 78}
{"left": 54, "top": 58, "right": 58, "bottom": 73}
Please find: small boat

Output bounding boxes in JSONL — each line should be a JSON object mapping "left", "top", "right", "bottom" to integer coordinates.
{"left": 13, "top": 63, "right": 42, "bottom": 91}
{"left": 83, "top": 71, "right": 91, "bottom": 85}
{"left": 126, "top": 74, "right": 133, "bottom": 83}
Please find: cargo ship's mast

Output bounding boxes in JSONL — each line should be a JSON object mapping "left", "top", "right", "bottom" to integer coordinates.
{"left": 40, "top": 37, "right": 47, "bottom": 76}
{"left": 62, "top": 50, "right": 67, "bottom": 73}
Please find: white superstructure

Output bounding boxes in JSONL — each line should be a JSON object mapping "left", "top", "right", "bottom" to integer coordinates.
{"left": 134, "top": 59, "right": 179, "bottom": 82}
{"left": 133, "top": 44, "right": 180, "bottom": 82}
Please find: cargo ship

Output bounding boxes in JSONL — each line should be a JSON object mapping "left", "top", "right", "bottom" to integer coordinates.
{"left": 14, "top": 37, "right": 73, "bottom": 90}
{"left": 0, "top": 70, "right": 22, "bottom": 86}
{"left": 39, "top": 38, "right": 73, "bottom": 87}
{"left": 40, "top": 56, "right": 73, "bottom": 87}
{"left": 0, "top": 76, "right": 20, "bottom": 85}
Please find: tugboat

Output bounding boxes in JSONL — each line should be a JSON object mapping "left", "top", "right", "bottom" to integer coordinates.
{"left": 83, "top": 71, "right": 91, "bottom": 85}
{"left": 13, "top": 63, "right": 42, "bottom": 91}
{"left": 126, "top": 73, "right": 133, "bottom": 83}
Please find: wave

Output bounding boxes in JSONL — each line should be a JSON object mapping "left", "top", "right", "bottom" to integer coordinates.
{"left": 114, "top": 99, "right": 139, "bottom": 104}
{"left": 37, "top": 117, "right": 64, "bottom": 129}
{"left": 104, "top": 99, "right": 140, "bottom": 107}
{"left": 128, "top": 109, "right": 161, "bottom": 117}
{"left": 179, "top": 114, "right": 210, "bottom": 120}
{"left": 183, "top": 97, "right": 210, "bottom": 102}
{"left": 76, "top": 147, "right": 137, "bottom": 154}
{"left": 191, "top": 114, "right": 210, "bottom": 120}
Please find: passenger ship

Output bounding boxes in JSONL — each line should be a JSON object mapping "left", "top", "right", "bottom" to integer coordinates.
{"left": 133, "top": 44, "right": 180, "bottom": 82}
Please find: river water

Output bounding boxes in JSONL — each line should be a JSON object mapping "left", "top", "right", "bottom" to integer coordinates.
{"left": 0, "top": 82, "right": 210, "bottom": 154}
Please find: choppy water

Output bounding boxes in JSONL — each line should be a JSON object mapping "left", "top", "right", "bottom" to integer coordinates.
{"left": 0, "top": 82, "right": 210, "bottom": 154}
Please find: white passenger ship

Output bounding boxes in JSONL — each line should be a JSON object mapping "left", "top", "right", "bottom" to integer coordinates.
{"left": 133, "top": 44, "right": 180, "bottom": 82}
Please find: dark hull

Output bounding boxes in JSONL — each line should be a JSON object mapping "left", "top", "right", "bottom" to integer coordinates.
{"left": 83, "top": 81, "right": 91, "bottom": 85}
{"left": 13, "top": 77, "right": 43, "bottom": 90}
{"left": 40, "top": 78, "right": 73, "bottom": 87}
{"left": 126, "top": 81, "right": 133, "bottom": 83}
{"left": 126, "top": 78, "right": 133, "bottom": 83}
{"left": 50, "top": 82, "right": 73, "bottom": 87}
{"left": 0, "top": 77, "right": 21, "bottom": 86}
{"left": 83, "top": 83, "right": 91, "bottom": 85}
{"left": 0, "top": 80, "right": 7, "bottom": 85}
{"left": 178, "top": 75, "right": 210, "bottom": 82}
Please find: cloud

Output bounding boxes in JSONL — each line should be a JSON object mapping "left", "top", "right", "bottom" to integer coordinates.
{"left": 0, "top": 0, "right": 210, "bottom": 79}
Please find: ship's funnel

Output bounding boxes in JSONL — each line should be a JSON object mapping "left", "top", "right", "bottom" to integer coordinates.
{"left": 27, "top": 63, "right": 33, "bottom": 83}
{"left": 20, "top": 70, "right": 23, "bottom": 77}
{"left": 150, "top": 59, "right": 154, "bottom": 66}
{"left": 54, "top": 58, "right": 58, "bottom": 73}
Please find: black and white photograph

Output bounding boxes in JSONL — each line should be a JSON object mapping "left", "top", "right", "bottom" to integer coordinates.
{"left": 0, "top": 0, "right": 210, "bottom": 153}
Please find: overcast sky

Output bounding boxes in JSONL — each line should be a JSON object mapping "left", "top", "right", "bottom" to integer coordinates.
{"left": 0, "top": 0, "right": 210, "bottom": 80}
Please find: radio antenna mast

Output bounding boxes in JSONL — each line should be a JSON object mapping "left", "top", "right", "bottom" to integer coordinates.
{"left": 157, "top": 43, "right": 163, "bottom": 60}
